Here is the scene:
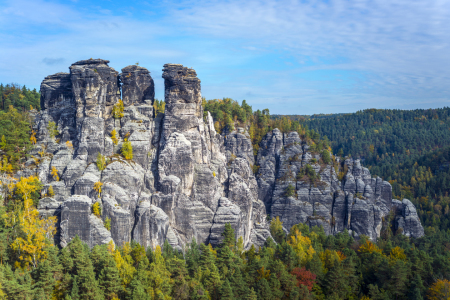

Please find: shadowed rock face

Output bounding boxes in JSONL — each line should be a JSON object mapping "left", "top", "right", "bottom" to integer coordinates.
{"left": 120, "top": 65, "right": 155, "bottom": 107}
{"left": 29, "top": 59, "right": 423, "bottom": 250}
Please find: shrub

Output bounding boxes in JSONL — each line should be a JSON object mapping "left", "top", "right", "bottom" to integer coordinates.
{"left": 94, "top": 181, "right": 103, "bottom": 198}
{"left": 30, "top": 130, "right": 37, "bottom": 144}
{"left": 121, "top": 141, "right": 133, "bottom": 160}
{"left": 92, "top": 202, "right": 101, "bottom": 217}
{"left": 285, "top": 184, "right": 296, "bottom": 197}
{"left": 47, "top": 121, "right": 59, "bottom": 138}
{"left": 96, "top": 152, "right": 106, "bottom": 171}
{"left": 47, "top": 185, "right": 55, "bottom": 197}
{"left": 110, "top": 129, "right": 119, "bottom": 145}
{"left": 104, "top": 217, "right": 111, "bottom": 231}
{"left": 51, "top": 166, "right": 59, "bottom": 181}
{"left": 321, "top": 149, "right": 331, "bottom": 164}
{"left": 112, "top": 99, "right": 124, "bottom": 119}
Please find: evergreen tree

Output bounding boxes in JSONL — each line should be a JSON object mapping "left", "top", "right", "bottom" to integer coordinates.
{"left": 221, "top": 223, "right": 236, "bottom": 249}
{"left": 186, "top": 237, "right": 201, "bottom": 276}
{"left": 256, "top": 278, "right": 274, "bottom": 300}
{"left": 98, "top": 254, "right": 121, "bottom": 299}
{"left": 219, "top": 279, "right": 234, "bottom": 300}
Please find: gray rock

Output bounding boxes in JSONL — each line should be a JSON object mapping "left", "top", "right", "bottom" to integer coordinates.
{"left": 120, "top": 65, "right": 155, "bottom": 107}
{"left": 60, "top": 195, "right": 112, "bottom": 248}
{"left": 133, "top": 201, "right": 170, "bottom": 249}
{"left": 395, "top": 199, "right": 425, "bottom": 238}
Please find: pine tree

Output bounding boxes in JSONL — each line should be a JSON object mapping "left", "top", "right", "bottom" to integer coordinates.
{"left": 202, "top": 263, "right": 222, "bottom": 299}
{"left": 99, "top": 254, "right": 121, "bottom": 299}
{"left": 127, "top": 277, "right": 150, "bottom": 300}
{"left": 71, "top": 275, "right": 80, "bottom": 300}
{"left": 322, "top": 260, "right": 346, "bottom": 299}
{"left": 219, "top": 279, "right": 234, "bottom": 300}
{"left": 408, "top": 273, "right": 425, "bottom": 300}
{"left": 186, "top": 238, "right": 201, "bottom": 276}
{"left": 256, "top": 278, "right": 273, "bottom": 300}
{"left": 221, "top": 223, "right": 236, "bottom": 249}
{"left": 246, "top": 288, "right": 257, "bottom": 300}
{"left": 32, "top": 259, "right": 56, "bottom": 298}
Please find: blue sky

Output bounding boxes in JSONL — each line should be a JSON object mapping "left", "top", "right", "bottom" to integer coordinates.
{"left": 1, "top": 0, "right": 449, "bottom": 115}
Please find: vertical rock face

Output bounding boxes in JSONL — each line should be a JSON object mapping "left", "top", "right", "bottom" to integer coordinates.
{"left": 31, "top": 60, "right": 270, "bottom": 250}
{"left": 256, "top": 129, "right": 424, "bottom": 240}
{"left": 30, "top": 59, "right": 423, "bottom": 250}
{"left": 120, "top": 65, "right": 155, "bottom": 107}
{"left": 36, "top": 73, "right": 76, "bottom": 144}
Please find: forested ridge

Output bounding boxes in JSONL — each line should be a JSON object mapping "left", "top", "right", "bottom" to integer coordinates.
{"left": 1, "top": 91, "right": 450, "bottom": 299}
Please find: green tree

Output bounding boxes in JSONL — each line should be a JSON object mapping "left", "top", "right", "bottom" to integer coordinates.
{"left": 270, "top": 216, "right": 285, "bottom": 244}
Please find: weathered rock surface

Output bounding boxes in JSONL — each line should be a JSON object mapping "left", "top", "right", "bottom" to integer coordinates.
{"left": 30, "top": 60, "right": 271, "bottom": 250}
{"left": 256, "top": 129, "right": 424, "bottom": 240}
{"left": 29, "top": 59, "right": 423, "bottom": 251}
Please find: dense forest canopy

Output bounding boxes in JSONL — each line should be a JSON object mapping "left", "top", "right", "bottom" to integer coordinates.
{"left": 1, "top": 87, "right": 450, "bottom": 299}
{"left": 0, "top": 83, "right": 40, "bottom": 112}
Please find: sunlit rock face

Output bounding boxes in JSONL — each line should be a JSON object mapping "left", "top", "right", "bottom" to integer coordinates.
{"left": 32, "top": 60, "right": 270, "bottom": 249}
{"left": 29, "top": 59, "right": 423, "bottom": 250}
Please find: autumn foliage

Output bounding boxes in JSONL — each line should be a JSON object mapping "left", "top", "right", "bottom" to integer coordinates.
{"left": 291, "top": 267, "right": 316, "bottom": 291}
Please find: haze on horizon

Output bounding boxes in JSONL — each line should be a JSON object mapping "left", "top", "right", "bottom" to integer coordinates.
{"left": 0, "top": 0, "right": 449, "bottom": 115}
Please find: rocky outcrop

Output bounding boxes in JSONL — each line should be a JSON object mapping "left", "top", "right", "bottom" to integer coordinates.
{"left": 29, "top": 60, "right": 270, "bottom": 250}
{"left": 392, "top": 199, "right": 425, "bottom": 238}
{"left": 256, "top": 129, "right": 424, "bottom": 240}
{"left": 28, "top": 59, "right": 423, "bottom": 251}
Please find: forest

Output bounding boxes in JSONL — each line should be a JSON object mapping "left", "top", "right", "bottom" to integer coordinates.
{"left": 1, "top": 89, "right": 450, "bottom": 299}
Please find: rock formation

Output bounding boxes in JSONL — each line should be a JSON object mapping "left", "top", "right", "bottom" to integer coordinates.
{"left": 255, "top": 129, "right": 424, "bottom": 240}
{"left": 25, "top": 59, "right": 423, "bottom": 251}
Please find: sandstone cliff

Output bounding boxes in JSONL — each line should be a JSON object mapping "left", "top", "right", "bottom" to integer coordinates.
{"left": 23, "top": 59, "right": 423, "bottom": 250}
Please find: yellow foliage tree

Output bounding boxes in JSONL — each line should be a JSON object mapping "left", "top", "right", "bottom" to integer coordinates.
{"left": 65, "top": 141, "right": 73, "bottom": 150}
{"left": 47, "top": 185, "right": 55, "bottom": 197}
{"left": 111, "top": 129, "right": 119, "bottom": 145}
{"left": 4, "top": 176, "right": 57, "bottom": 268}
{"left": 288, "top": 229, "right": 315, "bottom": 266}
{"left": 92, "top": 202, "right": 101, "bottom": 217}
{"left": 50, "top": 166, "right": 59, "bottom": 181}
{"left": 428, "top": 279, "right": 450, "bottom": 300}
{"left": 1, "top": 157, "right": 13, "bottom": 174}
{"left": 112, "top": 99, "right": 124, "bottom": 119}
{"left": 121, "top": 140, "right": 133, "bottom": 160}
{"left": 358, "top": 240, "right": 383, "bottom": 255}
{"left": 148, "top": 245, "right": 172, "bottom": 298}
{"left": 113, "top": 243, "right": 136, "bottom": 288}
{"left": 257, "top": 266, "right": 271, "bottom": 280}
{"left": 94, "top": 181, "right": 103, "bottom": 198}
{"left": 319, "top": 249, "right": 342, "bottom": 272}
{"left": 389, "top": 246, "right": 407, "bottom": 261}
{"left": 107, "top": 240, "right": 115, "bottom": 254}
{"left": 30, "top": 130, "right": 37, "bottom": 144}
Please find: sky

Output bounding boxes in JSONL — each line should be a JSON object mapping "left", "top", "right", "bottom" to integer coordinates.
{"left": 0, "top": 0, "right": 449, "bottom": 115}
